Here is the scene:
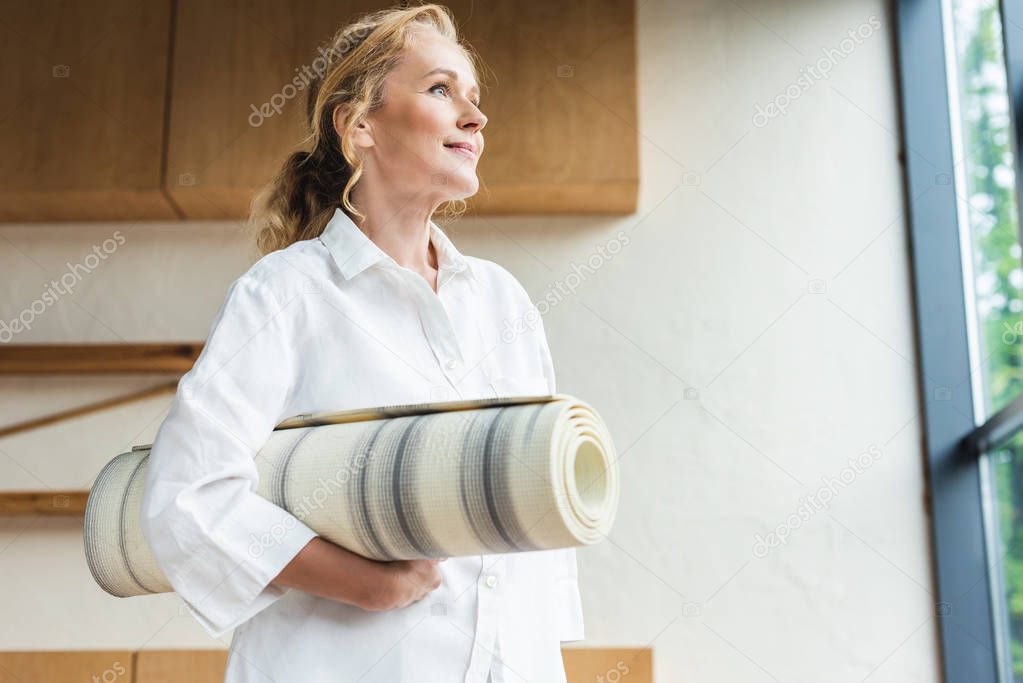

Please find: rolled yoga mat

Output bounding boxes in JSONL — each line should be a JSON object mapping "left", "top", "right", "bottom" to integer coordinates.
{"left": 84, "top": 393, "right": 619, "bottom": 598}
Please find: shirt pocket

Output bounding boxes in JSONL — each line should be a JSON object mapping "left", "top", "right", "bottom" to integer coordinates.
{"left": 489, "top": 373, "right": 550, "bottom": 397}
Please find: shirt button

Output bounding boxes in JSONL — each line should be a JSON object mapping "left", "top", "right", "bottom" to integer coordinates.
{"left": 485, "top": 574, "right": 498, "bottom": 588}
{"left": 445, "top": 359, "right": 459, "bottom": 370}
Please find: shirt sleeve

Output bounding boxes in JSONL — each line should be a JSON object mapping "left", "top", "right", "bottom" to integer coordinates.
{"left": 139, "top": 275, "right": 319, "bottom": 639}
{"left": 533, "top": 306, "right": 586, "bottom": 642}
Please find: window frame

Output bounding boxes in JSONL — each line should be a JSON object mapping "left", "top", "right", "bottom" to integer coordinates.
{"left": 896, "top": 0, "right": 1023, "bottom": 680}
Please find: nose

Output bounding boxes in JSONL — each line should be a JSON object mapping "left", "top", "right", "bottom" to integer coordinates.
{"left": 460, "top": 108, "right": 487, "bottom": 134}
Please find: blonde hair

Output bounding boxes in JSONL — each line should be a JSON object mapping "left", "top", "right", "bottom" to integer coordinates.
{"left": 248, "top": 2, "right": 485, "bottom": 256}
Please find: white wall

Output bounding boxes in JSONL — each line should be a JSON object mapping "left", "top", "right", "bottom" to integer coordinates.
{"left": 0, "top": 0, "right": 943, "bottom": 680}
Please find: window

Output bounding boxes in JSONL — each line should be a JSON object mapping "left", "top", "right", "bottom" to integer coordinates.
{"left": 946, "top": 0, "right": 1023, "bottom": 420}
{"left": 898, "top": 0, "right": 1023, "bottom": 680}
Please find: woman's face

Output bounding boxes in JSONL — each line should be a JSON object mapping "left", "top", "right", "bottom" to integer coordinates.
{"left": 348, "top": 27, "right": 487, "bottom": 203}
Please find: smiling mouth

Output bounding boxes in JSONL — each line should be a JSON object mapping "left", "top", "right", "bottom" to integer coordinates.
{"left": 443, "top": 144, "right": 476, "bottom": 159}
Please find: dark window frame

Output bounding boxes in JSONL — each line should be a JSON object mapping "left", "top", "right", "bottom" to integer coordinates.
{"left": 896, "top": 0, "right": 1023, "bottom": 680}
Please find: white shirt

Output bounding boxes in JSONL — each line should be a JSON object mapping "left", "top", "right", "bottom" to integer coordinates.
{"left": 139, "top": 207, "right": 584, "bottom": 683}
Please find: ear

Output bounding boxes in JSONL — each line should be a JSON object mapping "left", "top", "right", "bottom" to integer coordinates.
{"left": 333, "top": 102, "right": 375, "bottom": 150}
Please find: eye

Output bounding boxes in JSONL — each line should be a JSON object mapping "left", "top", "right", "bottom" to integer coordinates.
{"left": 430, "top": 81, "right": 481, "bottom": 108}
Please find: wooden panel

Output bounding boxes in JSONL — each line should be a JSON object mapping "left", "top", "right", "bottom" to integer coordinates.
{"left": 465, "top": 2, "right": 639, "bottom": 214}
{"left": 0, "top": 647, "right": 651, "bottom": 681}
{"left": 0, "top": 1, "right": 179, "bottom": 221}
{"left": 136, "top": 649, "right": 229, "bottom": 683}
{"left": 562, "top": 647, "right": 653, "bottom": 682}
{"left": 135, "top": 647, "right": 652, "bottom": 682}
{"left": 0, "top": 343, "right": 203, "bottom": 374}
{"left": 0, "top": 490, "right": 89, "bottom": 516}
{"left": 0, "top": 651, "right": 134, "bottom": 682}
{"left": 166, "top": 0, "right": 637, "bottom": 218}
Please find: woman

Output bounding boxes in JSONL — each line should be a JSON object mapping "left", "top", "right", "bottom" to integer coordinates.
{"left": 139, "top": 4, "right": 583, "bottom": 682}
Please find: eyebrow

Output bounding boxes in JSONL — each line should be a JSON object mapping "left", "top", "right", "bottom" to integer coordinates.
{"left": 421, "top": 67, "right": 480, "bottom": 97}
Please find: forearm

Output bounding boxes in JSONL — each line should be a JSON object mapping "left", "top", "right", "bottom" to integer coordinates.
{"left": 271, "top": 536, "right": 388, "bottom": 609}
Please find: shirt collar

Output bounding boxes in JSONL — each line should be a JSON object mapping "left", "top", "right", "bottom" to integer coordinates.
{"left": 318, "top": 207, "right": 478, "bottom": 286}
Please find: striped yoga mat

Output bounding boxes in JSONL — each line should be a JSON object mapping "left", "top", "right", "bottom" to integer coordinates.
{"left": 84, "top": 393, "right": 619, "bottom": 597}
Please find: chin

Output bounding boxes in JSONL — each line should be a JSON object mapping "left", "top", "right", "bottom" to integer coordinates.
{"left": 436, "top": 171, "right": 479, "bottom": 201}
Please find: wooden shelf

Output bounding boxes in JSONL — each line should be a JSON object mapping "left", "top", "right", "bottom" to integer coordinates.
{"left": 0, "top": 490, "right": 89, "bottom": 516}
{"left": 0, "top": 344, "right": 196, "bottom": 512}
{"left": 0, "top": 343, "right": 203, "bottom": 374}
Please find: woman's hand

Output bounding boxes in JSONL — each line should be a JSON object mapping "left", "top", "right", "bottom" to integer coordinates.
{"left": 364, "top": 558, "right": 447, "bottom": 611}
{"left": 272, "top": 537, "right": 447, "bottom": 612}
{"left": 272, "top": 539, "right": 448, "bottom": 613}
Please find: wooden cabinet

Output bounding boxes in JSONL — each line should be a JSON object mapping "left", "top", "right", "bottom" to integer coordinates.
{"left": 164, "top": 0, "right": 385, "bottom": 219}
{"left": 0, "top": 0, "right": 637, "bottom": 221}
{"left": 0, "top": 0, "right": 178, "bottom": 221}
{"left": 459, "top": 1, "right": 639, "bottom": 214}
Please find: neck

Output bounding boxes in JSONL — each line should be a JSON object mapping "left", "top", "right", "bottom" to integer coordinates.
{"left": 348, "top": 181, "right": 440, "bottom": 272}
